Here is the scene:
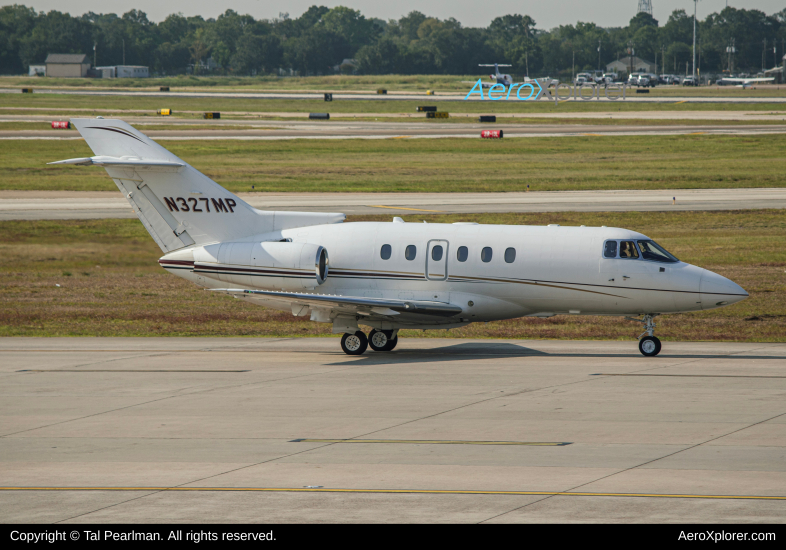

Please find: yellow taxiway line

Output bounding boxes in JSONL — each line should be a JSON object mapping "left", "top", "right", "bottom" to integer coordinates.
{"left": 290, "top": 438, "right": 570, "bottom": 445}
{"left": 0, "top": 487, "right": 783, "bottom": 500}
{"left": 367, "top": 205, "right": 444, "bottom": 212}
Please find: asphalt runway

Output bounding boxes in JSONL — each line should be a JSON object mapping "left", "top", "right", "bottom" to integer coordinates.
{"left": 3, "top": 87, "right": 786, "bottom": 103}
{"left": 1, "top": 337, "right": 784, "bottom": 523}
{"left": 2, "top": 188, "right": 784, "bottom": 221}
{"left": 3, "top": 121, "right": 786, "bottom": 141}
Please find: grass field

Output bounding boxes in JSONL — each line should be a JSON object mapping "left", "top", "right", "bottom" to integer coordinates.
{"left": 5, "top": 134, "right": 785, "bottom": 193}
{"left": 0, "top": 211, "right": 782, "bottom": 341}
{"left": 3, "top": 93, "right": 786, "bottom": 117}
{"left": 3, "top": 74, "right": 786, "bottom": 97}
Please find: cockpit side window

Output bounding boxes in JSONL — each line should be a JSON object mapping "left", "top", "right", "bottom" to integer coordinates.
{"left": 619, "top": 241, "right": 639, "bottom": 259}
{"left": 603, "top": 240, "right": 618, "bottom": 258}
{"left": 637, "top": 240, "right": 679, "bottom": 263}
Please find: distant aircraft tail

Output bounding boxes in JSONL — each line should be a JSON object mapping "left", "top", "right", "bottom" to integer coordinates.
{"left": 50, "top": 119, "right": 344, "bottom": 253}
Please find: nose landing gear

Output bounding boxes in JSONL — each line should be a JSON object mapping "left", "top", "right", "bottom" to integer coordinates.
{"left": 627, "top": 314, "right": 661, "bottom": 357}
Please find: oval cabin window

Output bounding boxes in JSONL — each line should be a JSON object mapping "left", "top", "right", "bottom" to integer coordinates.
{"left": 504, "top": 247, "right": 516, "bottom": 263}
{"left": 457, "top": 246, "right": 468, "bottom": 262}
{"left": 431, "top": 245, "right": 443, "bottom": 261}
{"left": 481, "top": 247, "right": 493, "bottom": 263}
{"left": 380, "top": 244, "right": 392, "bottom": 260}
{"left": 405, "top": 245, "right": 417, "bottom": 261}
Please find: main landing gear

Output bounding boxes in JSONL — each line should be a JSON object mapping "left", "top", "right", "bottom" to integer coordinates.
{"left": 340, "top": 329, "right": 398, "bottom": 355}
{"left": 627, "top": 314, "right": 661, "bottom": 357}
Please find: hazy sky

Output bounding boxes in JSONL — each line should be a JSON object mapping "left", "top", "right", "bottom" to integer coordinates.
{"left": 16, "top": 1, "right": 786, "bottom": 29}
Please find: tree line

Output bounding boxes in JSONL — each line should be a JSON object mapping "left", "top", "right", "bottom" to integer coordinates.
{"left": 1, "top": 4, "right": 784, "bottom": 77}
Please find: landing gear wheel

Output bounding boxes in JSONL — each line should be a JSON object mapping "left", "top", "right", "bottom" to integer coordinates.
{"left": 341, "top": 331, "right": 368, "bottom": 355}
{"left": 369, "top": 330, "right": 397, "bottom": 352}
{"left": 639, "top": 336, "right": 661, "bottom": 357}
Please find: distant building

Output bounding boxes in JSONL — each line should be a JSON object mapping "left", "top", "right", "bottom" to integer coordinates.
{"left": 28, "top": 65, "right": 46, "bottom": 76}
{"left": 606, "top": 56, "right": 656, "bottom": 77}
{"left": 45, "top": 54, "right": 91, "bottom": 77}
{"left": 95, "top": 65, "right": 149, "bottom": 78}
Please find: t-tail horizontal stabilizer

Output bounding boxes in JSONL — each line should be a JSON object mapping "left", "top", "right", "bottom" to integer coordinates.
{"left": 55, "top": 119, "right": 345, "bottom": 254}
{"left": 48, "top": 157, "right": 184, "bottom": 168}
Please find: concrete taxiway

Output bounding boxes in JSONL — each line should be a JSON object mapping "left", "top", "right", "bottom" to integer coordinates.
{"left": 1, "top": 188, "right": 784, "bottom": 221}
{"left": 1, "top": 337, "right": 784, "bottom": 523}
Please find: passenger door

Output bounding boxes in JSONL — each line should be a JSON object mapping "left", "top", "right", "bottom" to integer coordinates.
{"left": 426, "top": 240, "right": 449, "bottom": 281}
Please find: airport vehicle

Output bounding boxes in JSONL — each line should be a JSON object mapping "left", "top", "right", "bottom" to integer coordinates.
{"left": 575, "top": 72, "right": 593, "bottom": 85}
{"left": 50, "top": 120, "right": 749, "bottom": 357}
{"left": 682, "top": 76, "right": 698, "bottom": 86}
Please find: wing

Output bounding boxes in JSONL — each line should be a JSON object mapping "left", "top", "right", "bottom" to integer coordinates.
{"left": 211, "top": 288, "right": 464, "bottom": 318}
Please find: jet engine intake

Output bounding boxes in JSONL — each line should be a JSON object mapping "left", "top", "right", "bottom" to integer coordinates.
{"left": 189, "top": 241, "right": 329, "bottom": 290}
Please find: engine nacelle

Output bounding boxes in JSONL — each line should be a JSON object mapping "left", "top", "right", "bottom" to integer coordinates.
{"left": 189, "top": 241, "right": 328, "bottom": 290}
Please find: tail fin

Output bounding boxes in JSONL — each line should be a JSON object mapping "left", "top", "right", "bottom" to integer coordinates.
{"left": 52, "top": 119, "right": 344, "bottom": 253}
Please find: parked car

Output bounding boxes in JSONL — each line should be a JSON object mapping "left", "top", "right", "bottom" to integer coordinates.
{"left": 682, "top": 76, "right": 698, "bottom": 86}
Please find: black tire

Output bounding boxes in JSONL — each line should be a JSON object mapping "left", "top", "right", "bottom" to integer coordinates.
{"left": 341, "top": 331, "right": 368, "bottom": 355}
{"left": 384, "top": 335, "right": 398, "bottom": 351}
{"left": 639, "top": 336, "right": 661, "bottom": 357}
{"left": 368, "top": 329, "right": 388, "bottom": 352}
{"left": 369, "top": 330, "right": 397, "bottom": 352}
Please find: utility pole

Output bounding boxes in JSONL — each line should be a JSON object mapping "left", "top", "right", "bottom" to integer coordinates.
{"left": 692, "top": 0, "right": 700, "bottom": 79}
{"left": 763, "top": 38, "right": 767, "bottom": 72}
{"left": 93, "top": 42, "right": 96, "bottom": 68}
{"left": 727, "top": 38, "right": 735, "bottom": 74}
{"left": 572, "top": 50, "right": 575, "bottom": 83}
{"left": 598, "top": 38, "right": 602, "bottom": 71}
{"left": 122, "top": 39, "right": 125, "bottom": 65}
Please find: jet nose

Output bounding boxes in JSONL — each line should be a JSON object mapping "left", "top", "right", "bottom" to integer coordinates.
{"left": 699, "top": 269, "right": 748, "bottom": 309}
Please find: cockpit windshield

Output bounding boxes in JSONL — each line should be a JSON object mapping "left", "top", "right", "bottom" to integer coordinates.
{"left": 637, "top": 240, "right": 679, "bottom": 263}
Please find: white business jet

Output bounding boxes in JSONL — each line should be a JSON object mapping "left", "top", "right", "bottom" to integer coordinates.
{"left": 716, "top": 76, "right": 775, "bottom": 88}
{"left": 478, "top": 63, "right": 516, "bottom": 88}
{"left": 50, "top": 119, "right": 748, "bottom": 356}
